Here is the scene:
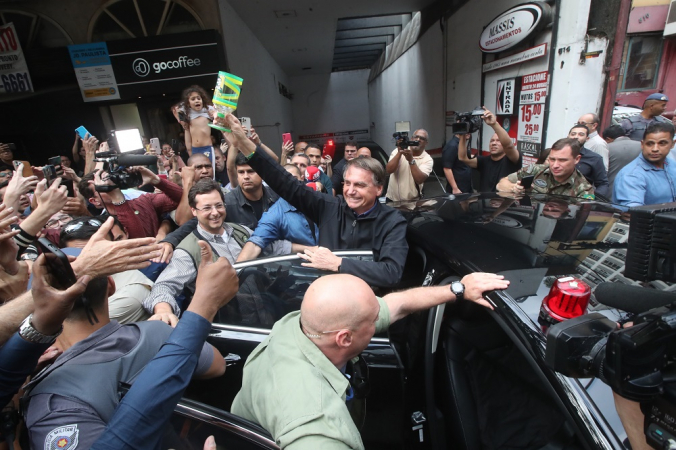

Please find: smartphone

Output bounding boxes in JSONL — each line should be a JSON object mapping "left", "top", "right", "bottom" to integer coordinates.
{"left": 282, "top": 133, "right": 292, "bottom": 146}
{"left": 37, "top": 237, "right": 77, "bottom": 289}
{"left": 62, "top": 179, "right": 75, "bottom": 197}
{"left": 220, "top": 138, "right": 226, "bottom": 146}
{"left": 520, "top": 175, "right": 535, "bottom": 189}
{"left": 7, "top": 143, "right": 16, "bottom": 152}
{"left": 150, "top": 138, "right": 161, "bottom": 155}
{"left": 48, "top": 156, "right": 61, "bottom": 166}
{"left": 13, "top": 160, "right": 33, "bottom": 177}
{"left": 240, "top": 117, "right": 252, "bottom": 137}
{"left": 42, "top": 165, "right": 57, "bottom": 184}
{"left": 75, "top": 126, "right": 90, "bottom": 140}
{"left": 178, "top": 111, "right": 187, "bottom": 122}
{"left": 171, "top": 139, "right": 180, "bottom": 150}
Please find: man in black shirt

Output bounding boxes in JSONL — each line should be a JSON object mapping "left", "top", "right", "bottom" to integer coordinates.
{"left": 442, "top": 133, "right": 472, "bottom": 194}
{"left": 567, "top": 124, "right": 609, "bottom": 198}
{"left": 330, "top": 143, "right": 358, "bottom": 194}
{"left": 457, "top": 108, "right": 521, "bottom": 192}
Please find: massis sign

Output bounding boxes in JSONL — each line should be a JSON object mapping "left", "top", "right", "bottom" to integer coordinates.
{"left": 479, "top": 2, "right": 552, "bottom": 53}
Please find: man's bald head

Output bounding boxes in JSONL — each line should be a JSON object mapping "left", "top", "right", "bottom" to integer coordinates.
{"left": 187, "top": 153, "right": 213, "bottom": 180}
{"left": 300, "top": 274, "right": 378, "bottom": 345}
{"left": 357, "top": 147, "right": 371, "bottom": 158}
{"left": 187, "top": 153, "right": 210, "bottom": 166}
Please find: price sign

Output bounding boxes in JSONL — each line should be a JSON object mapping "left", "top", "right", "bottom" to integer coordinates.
{"left": 0, "top": 23, "right": 33, "bottom": 94}
{"left": 517, "top": 103, "right": 545, "bottom": 153}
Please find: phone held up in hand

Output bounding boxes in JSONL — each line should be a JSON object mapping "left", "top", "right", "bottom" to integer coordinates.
{"left": 75, "top": 126, "right": 90, "bottom": 140}
{"left": 240, "top": 117, "right": 252, "bottom": 137}
{"left": 37, "top": 238, "right": 77, "bottom": 289}
{"left": 520, "top": 175, "right": 535, "bottom": 190}
{"left": 282, "top": 133, "right": 292, "bottom": 146}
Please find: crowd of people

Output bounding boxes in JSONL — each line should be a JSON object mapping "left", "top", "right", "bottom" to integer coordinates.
{"left": 443, "top": 93, "right": 676, "bottom": 206}
{"left": 0, "top": 81, "right": 671, "bottom": 449}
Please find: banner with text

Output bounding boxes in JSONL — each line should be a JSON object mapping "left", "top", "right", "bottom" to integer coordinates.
{"left": 68, "top": 42, "right": 120, "bottom": 102}
{"left": 517, "top": 103, "right": 545, "bottom": 155}
{"left": 0, "top": 23, "right": 33, "bottom": 94}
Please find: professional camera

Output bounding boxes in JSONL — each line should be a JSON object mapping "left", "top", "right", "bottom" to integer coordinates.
{"left": 451, "top": 108, "right": 485, "bottom": 134}
{"left": 94, "top": 152, "right": 157, "bottom": 191}
{"left": 545, "top": 287, "right": 676, "bottom": 449}
{"left": 392, "top": 131, "right": 419, "bottom": 149}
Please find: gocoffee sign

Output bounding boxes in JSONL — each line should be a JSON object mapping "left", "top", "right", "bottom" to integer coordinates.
{"left": 479, "top": 3, "right": 550, "bottom": 53}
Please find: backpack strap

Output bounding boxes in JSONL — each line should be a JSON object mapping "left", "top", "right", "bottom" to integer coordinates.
{"left": 226, "top": 222, "right": 251, "bottom": 247}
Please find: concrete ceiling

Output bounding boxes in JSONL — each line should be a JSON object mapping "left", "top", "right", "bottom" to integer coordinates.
{"left": 225, "top": 0, "right": 436, "bottom": 76}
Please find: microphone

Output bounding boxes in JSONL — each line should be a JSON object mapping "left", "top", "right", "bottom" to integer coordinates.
{"left": 594, "top": 282, "right": 676, "bottom": 314}
{"left": 117, "top": 154, "right": 158, "bottom": 166}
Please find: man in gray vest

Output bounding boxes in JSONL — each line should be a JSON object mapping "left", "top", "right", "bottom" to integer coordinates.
{"left": 603, "top": 124, "right": 642, "bottom": 199}
{"left": 620, "top": 93, "right": 671, "bottom": 141}
{"left": 24, "top": 251, "right": 225, "bottom": 449}
{"left": 144, "top": 178, "right": 253, "bottom": 326}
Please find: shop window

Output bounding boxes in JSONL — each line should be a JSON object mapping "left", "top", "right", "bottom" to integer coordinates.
{"left": 0, "top": 11, "right": 72, "bottom": 48}
{"left": 90, "top": 0, "right": 204, "bottom": 42}
{"left": 621, "top": 35, "right": 663, "bottom": 91}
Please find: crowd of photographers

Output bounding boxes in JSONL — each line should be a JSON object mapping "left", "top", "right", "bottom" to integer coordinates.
{"left": 0, "top": 90, "right": 673, "bottom": 449}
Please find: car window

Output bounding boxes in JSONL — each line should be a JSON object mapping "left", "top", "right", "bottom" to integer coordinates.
{"left": 215, "top": 252, "right": 374, "bottom": 329}
{"left": 163, "top": 404, "right": 277, "bottom": 449}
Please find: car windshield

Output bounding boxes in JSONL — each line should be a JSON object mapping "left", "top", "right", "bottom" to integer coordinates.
{"left": 394, "top": 193, "right": 674, "bottom": 323}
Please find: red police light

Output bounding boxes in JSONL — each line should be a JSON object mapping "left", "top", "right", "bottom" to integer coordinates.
{"left": 539, "top": 277, "right": 591, "bottom": 328}
{"left": 328, "top": 140, "right": 334, "bottom": 145}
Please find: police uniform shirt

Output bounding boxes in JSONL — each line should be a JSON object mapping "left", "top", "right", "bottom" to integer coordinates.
{"left": 507, "top": 164, "right": 595, "bottom": 199}
{"left": 25, "top": 321, "right": 216, "bottom": 450}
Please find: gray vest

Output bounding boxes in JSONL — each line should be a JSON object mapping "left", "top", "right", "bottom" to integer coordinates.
{"left": 23, "top": 320, "right": 171, "bottom": 422}
{"left": 626, "top": 114, "right": 669, "bottom": 141}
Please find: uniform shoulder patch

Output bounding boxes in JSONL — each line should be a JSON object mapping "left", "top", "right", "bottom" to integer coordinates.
{"left": 534, "top": 178, "right": 547, "bottom": 188}
{"left": 45, "top": 424, "right": 79, "bottom": 450}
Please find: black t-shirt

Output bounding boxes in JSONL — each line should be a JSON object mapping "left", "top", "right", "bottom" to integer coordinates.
{"left": 441, "top": 136, "right": 472, "bottom": 193}
{"left": 215, "top": 169, "right": 230, "bottom": 187}
{"left": 249, "top": 198, "right": 265, "bottom": 221}
{"left": 476, "top": 152, "right": 522, "bottom": 193}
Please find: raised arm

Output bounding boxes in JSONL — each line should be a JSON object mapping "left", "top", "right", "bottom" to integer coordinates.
{"left": 483, "top": 107, "right": 519, "bottom": 164}
{"left": 456, "top": 134, "right": 478, "bottom": 169}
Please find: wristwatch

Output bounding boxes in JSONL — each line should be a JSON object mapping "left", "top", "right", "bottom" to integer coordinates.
{"left": 409, "top": 159, "right": 416, "bottom": 166}
{"left": 450, "top": 281, "right": 465, "bottom": 300}
{"left": 19, "top": 314, "right": 61, "bottom": 344}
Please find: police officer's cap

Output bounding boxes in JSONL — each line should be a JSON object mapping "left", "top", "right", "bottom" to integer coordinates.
{"left": 645, "top": 93, "right": 669, "bottom": 102}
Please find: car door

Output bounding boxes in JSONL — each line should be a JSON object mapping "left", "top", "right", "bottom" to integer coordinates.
{"left": 164, "top": 398, "right": 279, "bottom": 449}
{"left": 183, "top": 251, "right": 407, "bottom": 448}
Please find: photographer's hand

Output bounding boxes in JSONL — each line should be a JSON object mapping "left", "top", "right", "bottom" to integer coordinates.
{"left": 481, "top": 106, "right": 497, "bottom": 126}
{"left": 131, "top": 166, "right": 161, "bottom": 186}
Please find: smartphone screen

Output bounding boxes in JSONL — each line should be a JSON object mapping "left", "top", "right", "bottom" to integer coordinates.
{"left": 43, "top": 165, "right": 56, "bottom": 184}
{"left": 48, "top": 156, "right": 62, "bottom": 167}
{"left": 37, "top": 238, "right": 77, "bottom": 289}
{"left": 282, "top": 133, "right": 292, "bottom": 146}
{"left": 520, "top": 175, "right": 535, "bottom": 189}
{"left": 75, "top": 126, "right": 90, "bottom": 140}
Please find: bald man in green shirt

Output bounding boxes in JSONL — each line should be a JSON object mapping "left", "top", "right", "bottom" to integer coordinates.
{"left": 231, "top": 272, "right": 509, "bottom": 449}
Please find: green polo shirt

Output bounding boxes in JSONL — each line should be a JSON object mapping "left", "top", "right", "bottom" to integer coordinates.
{"left": 507, "top": 164, "right": 595, "bottom": 199}
{"left": 231, "top": 297, "right": 391, "bottom": 450}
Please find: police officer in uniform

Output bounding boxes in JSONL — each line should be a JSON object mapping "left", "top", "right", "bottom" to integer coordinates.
{"left": 496, "top": 138, "right": 595, "bottom": 199}
{"left": 620, "top": 93, "right": 670, "bottom": 141}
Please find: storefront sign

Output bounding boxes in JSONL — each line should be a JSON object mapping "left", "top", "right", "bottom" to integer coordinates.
{"left": 106, "top": 30, "right": 225, "bottom": 99}
{"left": 68, "top": 42, "right": 120, "bottom": 102}
{"left": 0, "top": 23, "right": 33, "bottom": 94}
{"left": 519, "top": 71, "right": 548, "bottom": 104}
{"left": 482, "top": 43, "right": 547, "bottom": 73}
{"left": 479, "top": 3, "right": 551, "bottom": 53}
{"left": 517, "top": 103, "right": 545, "bottom": 153}
{"left": 496, "top": 78, "right": 516, "bottom": 115}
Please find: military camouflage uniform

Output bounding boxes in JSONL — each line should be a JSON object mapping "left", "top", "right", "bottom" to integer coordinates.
{"left": 507, "top": 164, "right": 595, "bottom": 199}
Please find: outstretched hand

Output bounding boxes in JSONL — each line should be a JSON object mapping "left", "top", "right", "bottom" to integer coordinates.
{"left": 71, "top": 217, "right": 163, "bottom": 278}
{"left": 459, "top": 272, "right": 510, "bottom": 310}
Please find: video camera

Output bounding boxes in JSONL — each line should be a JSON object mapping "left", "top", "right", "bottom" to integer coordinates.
{"left": 94, "top": 129, "right": 156, "bottom": 192}
{"left": 392, "top": 131, "right": 419, "bottom": 150}
{"left": 451, "top": 108, "right": 485, "bottom": 134}
{"left": 545, "top": 202, "right": 676, "bottom": 448}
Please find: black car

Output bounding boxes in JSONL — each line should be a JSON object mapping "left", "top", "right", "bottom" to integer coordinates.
{"left": 169, "top": 193, "right": 675, "bottom": 449}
